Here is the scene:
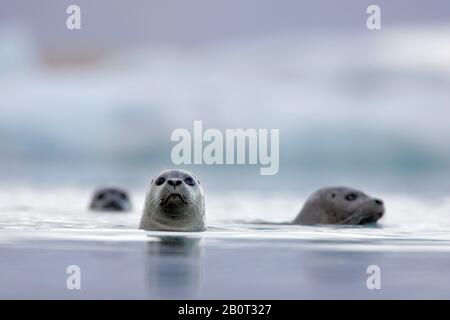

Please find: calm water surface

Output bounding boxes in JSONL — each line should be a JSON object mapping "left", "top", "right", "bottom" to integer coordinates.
{"left": 1, "top": 189, "right": 450, "bottom": 299}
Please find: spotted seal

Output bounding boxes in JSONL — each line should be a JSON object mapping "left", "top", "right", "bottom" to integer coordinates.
{"left": 139, "top": 169, "right": 206, "bottom": 231}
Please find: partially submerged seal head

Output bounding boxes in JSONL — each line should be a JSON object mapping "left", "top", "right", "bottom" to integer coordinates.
{"left": 293, "top": 187, "right": 385, "bottom": 225}
{"left": 139, "top": 169, "right": 206, "bottom": 231}
{"left": 89, "top": 187, "right": 131, "bottom": 212}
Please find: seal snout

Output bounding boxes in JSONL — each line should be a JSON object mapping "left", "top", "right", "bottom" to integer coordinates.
{"left": 373, "top": 198, "right": 385, "bottom": 218}
{"left": 359, "top": 211, "right": 384, "bottom": 224}
{"left": 104, "top": 200, "right": 125, "bottom": 211}
{"left": 359, "top": 198, "right": 385, "bottom": 224}
{"left": 161, "top": 192, "right": 188, "bottom": 206}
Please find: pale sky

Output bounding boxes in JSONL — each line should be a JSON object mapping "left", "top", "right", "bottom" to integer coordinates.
{"left": 1, "top": 0, "right": 449, "bottom": 53}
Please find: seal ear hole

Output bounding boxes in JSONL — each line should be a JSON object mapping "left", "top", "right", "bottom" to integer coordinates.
{"left": 331, "top": 193, "right": 335, "bottom": 198}
{"left": 155, "top": 177, "right": 166, "bottom": 186}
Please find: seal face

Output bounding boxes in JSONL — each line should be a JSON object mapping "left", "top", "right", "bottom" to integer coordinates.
{"left": 293, "top": 187, "right": 385, "bottom": 225}
{"left": 89, "top": 187, "right": 131, "bottom": 212}
{"left": 139, "top": 169, "right": 206, "bottom": 231}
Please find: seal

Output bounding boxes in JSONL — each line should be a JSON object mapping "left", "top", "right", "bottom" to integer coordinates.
{"left": 89, "top": 187, "right": 132, "bottom": 212}
{"left": 139, "top": 169, "right": 206, "bottom": 231}
{"left": 293, "top": 187, "right": 385, "bottom": 225}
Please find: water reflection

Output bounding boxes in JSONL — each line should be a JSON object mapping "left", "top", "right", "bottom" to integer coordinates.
{"left": 144, "top": 235, "right": 203, "bottom": 299}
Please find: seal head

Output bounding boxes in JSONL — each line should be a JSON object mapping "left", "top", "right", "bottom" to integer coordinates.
{"left": 89, "top": 187, "right": 131, "bottom": 212}
{"left": 139, "top": 169, "right": 206, "bottom": 231}
{"left": 293, "top": 187, "right": 385, "bottom": 225}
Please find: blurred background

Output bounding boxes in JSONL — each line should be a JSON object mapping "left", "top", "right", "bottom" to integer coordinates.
{"left": 1, "top": 0, "right": 450, "bottom": 195}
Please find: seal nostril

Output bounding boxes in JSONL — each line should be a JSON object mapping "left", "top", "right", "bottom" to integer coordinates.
{"left": 375, "top": 199, "right": 383, "bottom": 206}
{"left": 105, "top": 200, "right": 121, "bottom": 210}
{"left": 167, "top": 179, "right": 182, "bottom": 188}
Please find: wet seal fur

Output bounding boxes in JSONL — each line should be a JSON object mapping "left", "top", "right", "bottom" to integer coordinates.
{"left": 293, "top": 187, "right": 385, "bottom": 225}
{"left": 89, "top": 187, "right": 132, "bottom": 212}
{"left": 139, "top": 169, "right": 206, "bottom": 231}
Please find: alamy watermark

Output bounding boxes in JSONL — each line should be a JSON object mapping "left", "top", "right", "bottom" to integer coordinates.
{"left": 171, "top": 121, "right": 279, "bottom": 175}
{"left": 66, "top": 265, "right": 81, "bottom": 290}
{"left": 366, "top": 5, "right": 381, "bottom": 30}
{"left": 66, "top": 5, "right": 81, "bottom": 30}
{"left": 366, "top": 265, "right": 381, "bottom": 290}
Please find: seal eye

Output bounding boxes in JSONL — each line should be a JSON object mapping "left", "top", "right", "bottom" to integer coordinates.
{"left": 184, "top": 177, "right": 195, "bottom": 186}
{"left": 97, "top": 193, "right": 105, "bottom": 200}
{"left": 345, "top": 193, "right": 358, "bottom": 201}
{"left": 155, "top": 177, "right": 166, "bottom": 186}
